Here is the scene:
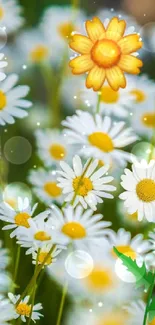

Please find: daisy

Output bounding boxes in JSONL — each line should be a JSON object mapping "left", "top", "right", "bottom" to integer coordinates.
{"left": 0, "top": 53, "right": 7, "bottom": 81}
{"left": 48, "top": 204, "right": 111, "bottom": 249}
{"left": 69, "top": 16, "right": 143, "bottom": 91}
{"left": 2, "top": 183, "right": 32, "bottom": 210}
{"left": 120, "top": 159, "right": 155, "bottom": 222}
{"left": 0, "top": 0, "right": 24, "bottom": 34}
{"left": 8, "top": 293, "right": 43, "bottom": 323}
{"left": 125, "top": 300, "right": 146, "bottom": 325}
{"left": 0, "top": 298, "right": 15, "bottom": 325}
{"left": 35, "top": 129, "right": 73, "bottom": 167}
{"left": 0, "top": 74, "right": 32, "bottom": 126}
{"left": 32, "top": 244, "right": 62, "bottom": 268}
{"left": 62, "top": 111, "right": 138, "bottom": 166}
{"left": 28, "top": 168, "right": 63, "bottom": 205}
{"left": 57, "top": 155, "right": 116, "bottom": 210}
{"left": 117, "top": 201, "right": 146, "bottom": 227}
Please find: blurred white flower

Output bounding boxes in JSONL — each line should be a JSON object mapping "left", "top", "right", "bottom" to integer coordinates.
{"left": 0, "top": 297, "right": 15, "bottom": 325}
{"left": 0, "top": 53, "right": 7, "bottom": 81}
{"left": 0, "top": 0, "right": 24, "bottom": 33}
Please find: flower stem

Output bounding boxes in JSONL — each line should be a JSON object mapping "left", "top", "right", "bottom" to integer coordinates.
{"left": 56, "top": 281, "right": 68, "bottom": 325}
{"left": 96, "top": 92, "right": 101, "bottom": 114}
{"left": 13, "top": 246, "right": 21, "bottom": 288}
{"left": 143, "top": 273, "right": 155, "bottom": 325}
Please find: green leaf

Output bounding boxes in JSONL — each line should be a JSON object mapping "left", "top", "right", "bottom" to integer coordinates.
{"left": 148, "top": 297, "right": 155, "bottom": 322}
{"left": 113, "top": 247, "right": 154, "bottom": 291}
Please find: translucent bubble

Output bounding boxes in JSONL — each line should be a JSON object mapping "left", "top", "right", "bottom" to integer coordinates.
{"left": 115, "top": 255, "right": 144, "bottom": 283}
{"left": 131, "top": 142, "right": 155, "bottom": 162}
{"left": 139, "top": 22, "right": 155, "bottom": 53}
{"left": 65, "top": 250, "right": 94, "bottom": 279}
{"left": 2, "top": 182, "right": 32, "bottom": 209}
{"left": 4, "top": 137, "right": 32, "bottom": 165}
{"left": 0, "top": 27, "right": 7, "bottom": 50}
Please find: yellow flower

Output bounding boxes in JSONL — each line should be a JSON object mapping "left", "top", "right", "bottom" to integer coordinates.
{"left": 69, "top": 16, "right": 143, "bottom": 91}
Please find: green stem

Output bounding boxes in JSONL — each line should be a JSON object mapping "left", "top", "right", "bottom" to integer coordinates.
{"left": 56, "top": 281, "right": 68, "bottom": 325}
{"left": 13, "top": 246, "right": 21, "bottom": 289}
{"left": 143, "top": 273, "right": 155, "bottom": 325}
{"left": 96, "top": 92, "right": 101, "bottom": 114}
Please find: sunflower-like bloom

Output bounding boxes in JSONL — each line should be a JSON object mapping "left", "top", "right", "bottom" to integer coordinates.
{"left": 69, "top": 17, "right": 143, "bottom": 91}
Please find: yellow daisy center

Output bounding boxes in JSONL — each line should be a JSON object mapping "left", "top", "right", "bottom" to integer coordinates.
{"left": 0, "top": 7, "right": 4, "bottom": 19}
{"left": 38, "top": 252, "right": 52, "bottom": 265}
{"left": 130, "top": 89, "right": 146, "bottom": 103}
{"left": 101, "top": 86, "right": 119, "bottom": 104}
{"left": 149, "top": 318, "right": 155, "bottom": 325}
{"left": 58, "top": 22, "right": 75, "bottom": 39}
{"left": 73, "top": 176, "right": 93, "bottom": 196}
{"left": 44, "top": 182, "right": 62, "bottom": 197}
{"left": 91, "top": 39, "right": 121, "bottom": 68}
{"left": 141, "top": 113, "right": 155, "bottom": 128}
{"left": 49, "top": 144, "right": 66, "bottom": 160}
{"left": 86, "top": 266, "right": 114, "bottom": 291}
{"left": 62, "top": 222, "right": 86, "bottom": 239}
{"left": 0, "top": 90, "right": 7, "bottom": 110}
{"left": 30, "top": 45, "right": 49, "bottom": 63}
{"left": 136, "top": 179, "right": 155, "bottom": 202}
{"left": 16, "top": 303, "right": 31, "bottom": 316}
{"left": 14, "top": 212, "right": 31, "bottom": 228}
{"left": 88, "top": 132, "right": 114, "bottom": 152}
{"left": 112, "top": 245, "right": 137, "bottom": 259}
{"left": 34, "top": 231, "right": 51, "bottom": 241}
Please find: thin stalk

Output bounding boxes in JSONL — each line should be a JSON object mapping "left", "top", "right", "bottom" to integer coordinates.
{"left": 56, "top": 281, "right": 68, "bottom": 325}
{"left": 13, "top": 246, "right": 21, "bottom": 288}
{"left": 143, "top": 273, "right": 155, "bottom": 325}
{"left": 96, "top": 92, "right": 101, "bottom": 114}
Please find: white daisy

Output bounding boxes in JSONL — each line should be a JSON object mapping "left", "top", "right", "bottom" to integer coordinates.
{"left": 117, "top": 201, "right": 146, "bottom": 227}
{"left": 48, "top": 204, "right": 111, "bottom": 249}
{"left": 0, "top": 74, "right": 32, "bottom": 126}
{"left": 2, "top": 182, "right": 32, "bottom": 210}
{"left": 28, "top": 168, "right": 63, "bottom": 205}
{"left": 0, "top": 0, "right": 24, "bottom": 33}
{"left": 0, "top": 53, "right": 7, "bottom": 81}
{"left": 32, "top": 244, "right": 62, "bottom": 268}
{"left": 35, "top": 129, "right": 73, "bottom": 168}
{"left": 125, "top": 300, "right": 146, "bottom": 325}
{"left": 0, "top": 298, "right": 15, "bottom": 325}
{"left": 62, "top": 111, "right": 138, "bottom": 166}
{"left": 8, "top": 293, "right": 43, "bottom": 323}
{"left": 57, "top": 155, "right": 116, "bottom": 210}
{"left": 120, "top": 159, "right": 155, "bottom": 222}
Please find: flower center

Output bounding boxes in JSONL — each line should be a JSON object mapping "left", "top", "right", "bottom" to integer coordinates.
{"left": 141, "top": 113, "right": 155, "bottom": 128}
{"left": 16, "top": 303, "right": 31, "bottom": 316}
{"left": 88, "top": 132, "right": 114, "bottom": 152}
{"left": 149, "top": 318, "right": 155, "bottom": 325}
{"left": 58, "top": 22, "right": 75, "bottom": 39}
{"left": 136, "top": 179, "right": 155, "bottom": 202}
{"left": 34, "top": 231, "right": 51, "bottom": 241}
{"left": 30, "top": 45, "right": 49, "bottom": 63}
{"left": 38, "top": 252, "right": 52, "bottom": 265}
{"left": 62, "top": 222, "right": 86, "bottom": 239}
{"left": 130, "top": 89, "right": 146, "bottom": 103}
{"left": 101, "top": 86, "right": 119, "bottom": 104}
{"left": 73, "top": 176, "right": 93, "bottom": 196}
{"left": 44, "top": 182, "right": 62, "bottom": 197}
{"left": 14, "top": 212, "right": 31, "bottom": 228}
{"left": 112, "top": 245, "right": 137, "bottom": 259}
{"left": 86, "top": 266, "right": 114, "bottom": 291}
{"left": 0, "top": 90, "right": 7, "bottom": 110}
{"left": 49, "top": 144, "right": 66, "bottom": 160}
{"left": 0, "top": 7, "right": 4, "bottom": 19}
{"left": 91, "top": 39, "right": 121, "bottom": 68}
{"left": 97, "top": 312, "right": 127, "bottom": 325}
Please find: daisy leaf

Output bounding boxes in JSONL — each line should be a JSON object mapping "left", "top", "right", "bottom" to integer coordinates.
{"left": 148, "top": 297, "right": 155, "bottom": 322}
{"left": 113, "top": 247, "right": 154, "bottom": 291}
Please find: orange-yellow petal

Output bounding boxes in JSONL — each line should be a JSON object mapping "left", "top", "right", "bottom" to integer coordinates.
{"left": 85, "top": 17, "right": 105, "bottom": 43}
{"left": 69, "top": 54, "right": 94, "bottom": 74}
{"left": 106, "top": 17, "right": 126, "bottom": 41}
{"left": 118, "top": 34, "right": 143, "bottom": 54}
{"left": 106, "top": 66, "right": 126, "bottom": 91}
{"left": 118, "top": 54, "right": 143, "bottom": 74}
{"left": 86, "top": 66, "right": 105, "bottom": 91}
{"left": 70, "top": 35, "right": 93, "bottom": 54}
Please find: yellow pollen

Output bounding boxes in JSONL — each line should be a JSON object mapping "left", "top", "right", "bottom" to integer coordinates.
{"left": 112, "top": 245, "right": 137, "bottom": 259}
{"left": 30, "top": 45, "right": 49, "bottom": 63}
{"left": 62, "top": 222, "right": 86, "bottom": 239}
{"left": 88, "top": 132, "right": 114, "bottom": 152}
{"left": 49, "top": 144, "right": 66, "bottom": 160}
{"left": 141, "top": 113, "right": 155, "bottom": 128}
{"left": 73, "top": 176, "right": 93, "bottom": 196}
{"left": 130, "top": 89, "right": 146, "bottom": 103}
{"left": 44, "top": 182, "right": 62, "bottom": 197}
{"left": 86, "top": 266, "right": 114, "bottom": 291}
{"left": 34, "top": 231, "right": 51, "bottom": 241}
{"left": 101, "top": 86, "right": 119, "bottom": 104}
{"left": 0, "top": 90, "right": 7, "bottom": 110}
{"left": 97, "top": 311, "right": 127, "bottom": 325}
{"left": 58, "top": 21, "right": 75, "bottom": 39}
{"left": 0, "top": 7, "right": 4, "bottom": 19}
{"left": 91, "top": 39, "right": 121, "bottom": 68}
{"left": 16, "top": 303, "right": 31, "bottom": 316}
{"left": 14, "top": 212, "right": 31, "bottom": 228}
{"left": 136, "top": 179, "right": 155, "bottom": 202}
{"left": 38, "top": 252, "right": 52, "bottom": 265}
